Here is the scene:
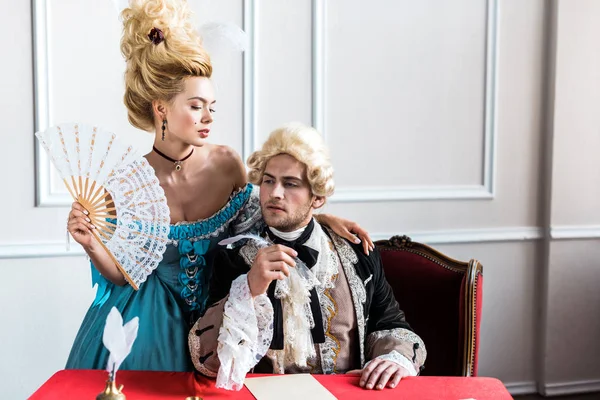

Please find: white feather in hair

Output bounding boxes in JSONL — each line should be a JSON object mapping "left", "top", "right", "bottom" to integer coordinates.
{"left": 198, "top": 21, "right": 248, "bottom": 54}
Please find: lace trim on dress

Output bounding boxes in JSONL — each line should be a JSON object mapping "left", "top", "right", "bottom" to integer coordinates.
{"left": 168, "top": 183, "right": 253, "bottom": 245}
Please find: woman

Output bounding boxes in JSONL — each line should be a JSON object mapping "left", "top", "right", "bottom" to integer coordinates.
{"left": 65, "top": 0, "right": 373, "bottom": 372}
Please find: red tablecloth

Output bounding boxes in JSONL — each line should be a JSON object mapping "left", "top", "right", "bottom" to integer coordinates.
{"left": 29, "top": 370, "right": 513, "bottom": 400}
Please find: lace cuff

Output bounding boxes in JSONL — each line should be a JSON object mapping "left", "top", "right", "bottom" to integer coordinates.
{"left": 366, "top": 327, "right": 427, "bottom": 371}
{"left": 216, "top": 274, "right": 273, "bottom": 390}
{"left": 364, "top": 350, "right": 418, "bottom": 377}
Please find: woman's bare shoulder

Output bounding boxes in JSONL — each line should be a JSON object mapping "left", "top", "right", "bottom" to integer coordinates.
{"left": 206, "top": 144, "right": 241, "bottom": 168}
{"left": 207, "top": 144, "right": 247, "bottom": 187}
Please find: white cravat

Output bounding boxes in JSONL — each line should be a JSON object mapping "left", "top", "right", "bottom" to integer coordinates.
{"left": 268, "top": 224, "right": 308, "bottom": 242}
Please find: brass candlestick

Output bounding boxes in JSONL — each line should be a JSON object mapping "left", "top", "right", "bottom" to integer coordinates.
{"left": 97, "top": 371, "right": 126, "bottom": 400}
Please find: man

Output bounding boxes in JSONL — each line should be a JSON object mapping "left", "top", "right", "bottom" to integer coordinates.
{"left": 189, "top": 123, "right": 426, "bottom": 391}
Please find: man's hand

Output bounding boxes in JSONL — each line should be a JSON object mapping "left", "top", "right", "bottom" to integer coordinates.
{"left": 247, "top": 245, "right": 297, "bottom": 297}
{"left": 347, "top": 358, "right": 412, "bottom": 390}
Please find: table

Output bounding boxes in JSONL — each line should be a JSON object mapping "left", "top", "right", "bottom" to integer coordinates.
{"left": 29, "top": 370, "right": 513, "bottom": 399}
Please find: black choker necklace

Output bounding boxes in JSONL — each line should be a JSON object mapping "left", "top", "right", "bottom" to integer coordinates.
{"left": 152, "top": 146, "right": 194, "bottom": 171}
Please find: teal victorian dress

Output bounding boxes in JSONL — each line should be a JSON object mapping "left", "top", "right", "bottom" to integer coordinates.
{"left": 66, "top": 183, "right": 262, "bottom": 372}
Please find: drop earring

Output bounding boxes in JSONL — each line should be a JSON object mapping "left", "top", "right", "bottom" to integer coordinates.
{"left": 161, "top": 119, "right": 167, "bottom": 141}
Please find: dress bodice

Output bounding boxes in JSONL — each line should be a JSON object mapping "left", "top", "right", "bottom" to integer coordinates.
{"left": 161, "top": 183, "right": 257, "bottom": 315}
{"left": 91, "top": 183, "right": 263, "bottom": 319}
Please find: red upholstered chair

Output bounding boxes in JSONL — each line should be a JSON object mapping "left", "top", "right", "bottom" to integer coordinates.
{"left": 375, "top": 235, "right": 483, "bottom": 377}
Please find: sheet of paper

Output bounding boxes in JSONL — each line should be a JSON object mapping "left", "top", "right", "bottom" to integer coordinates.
{"left": 244, "top": 374, "right": 337, "bottom": 400}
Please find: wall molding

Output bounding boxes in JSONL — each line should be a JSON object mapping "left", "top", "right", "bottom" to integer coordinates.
{"left": 32, "top": 0, "right": 64, "bottom": 207}
{"left": 0, "top": 242, "right": 85, "bottom": 259}
{"left": 543, "top": 379, "right": 600, "bottom": 396}
{"left": 372, "top": 226, "right": 544, "bottom": 245}
{"left": 333, "top": 185, "right": 494, "bottom": 202}
{"left": 32, "top": 0, "right": 259, "bottom": 206}
{"left": 9, "top": 225, "right": 598, "bottom": 258}
{"left": 0, "top": 227, "right": 543, "bottom": 259}
{"left": 33, "top": 0, "right": 500, "bottom": 205}
{"left": 550, "top": 225, "right": 600, "bottom": 240}
{"left": 312, "top": 0, "right": 499, "bottom": 203}
{"left": 504, "top": 381, "right": 538, "bottom": 396}
{"left": 242, "top": 0, "right": 257, "bottom": 162}
{"left": 311, "top": 0, "right": 326, "bottom": 135}
{"left": 14, "top": 225, "right": 597, "bottom": 258}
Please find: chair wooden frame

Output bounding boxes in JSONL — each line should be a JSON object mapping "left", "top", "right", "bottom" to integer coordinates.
{"left": 375, "top": 235, "right": 484, "bottom": 377}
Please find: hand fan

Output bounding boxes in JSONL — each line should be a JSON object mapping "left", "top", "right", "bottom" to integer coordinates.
{"left": 36, "top": 123, "right": 170, "bottom": 289}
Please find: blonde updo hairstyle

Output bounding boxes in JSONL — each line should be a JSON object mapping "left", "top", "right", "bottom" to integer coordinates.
{"left": 121, "top": 0, "right": 212, "bottom": 131}
{"left": 247, "top": 123, "right": 335, "bottom": 199}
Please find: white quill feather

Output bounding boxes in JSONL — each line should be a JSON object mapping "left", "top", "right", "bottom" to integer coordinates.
{"left": 103, "top": 307, "right": 139, "bottom": 379}
{"left": 198, "top": 21, "right": 248, "bottom": 54}
{"left": 218, "top": 234, "right": 267, "bottom": 247}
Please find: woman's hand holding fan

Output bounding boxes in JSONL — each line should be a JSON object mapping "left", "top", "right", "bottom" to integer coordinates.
{"left": 68, "top": 201, "right": 98, "bottom": 249}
